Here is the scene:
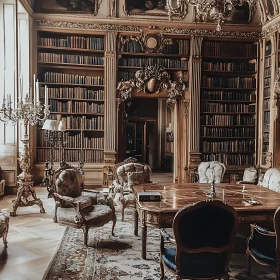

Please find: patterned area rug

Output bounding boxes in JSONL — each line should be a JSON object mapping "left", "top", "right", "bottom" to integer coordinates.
{"left": 43, "top": 209, "right": 276, "bottom": 280}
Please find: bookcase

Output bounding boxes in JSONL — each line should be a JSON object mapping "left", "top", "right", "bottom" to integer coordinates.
{"left": 36, "top": 31, "right": 105, "bottom": 165}
{"left": 261, "top": 40, "right": 272, "bottom": 165}
{"left": 200, "top": 40, "right": 258, "bottom": 171}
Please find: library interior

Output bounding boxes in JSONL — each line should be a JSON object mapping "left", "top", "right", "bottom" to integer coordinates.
{"left": 1, "top": 0, "right": 280, "bottom": 279}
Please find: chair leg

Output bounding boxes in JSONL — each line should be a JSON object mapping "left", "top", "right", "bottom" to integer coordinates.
{"left": 83, "top": 226, "right": 89, "bottom": 246}
{"left": 246, "top": 251, "right": 251, "bottom": 276}
{"left": 160, "top": 260, "right": 164, "bottom": 280}
{"left": 176, "top": 276, "right": 181, "bottom": 280}
{"left": 277, "top": 265, "right": 280, "bottom": 280}
{"left": 112, "top": 213, "right": 117, "bottom": 236}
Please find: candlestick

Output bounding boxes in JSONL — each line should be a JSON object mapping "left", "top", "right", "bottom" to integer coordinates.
{"left": 33, "top": 74, "right": 36, "bottom": 104}
{"left": 44, "top": 85, "right": 47, "bottom": 105}
{"left": 36, "top": 80, "right": 39, "bottom": 103}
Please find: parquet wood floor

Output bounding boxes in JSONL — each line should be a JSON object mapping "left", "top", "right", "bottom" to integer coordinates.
{"left": 0, "top": 173, "right": 173, "bottom": 280}
{"left": 0, "top": 187, "right": 64, "bottom": 280}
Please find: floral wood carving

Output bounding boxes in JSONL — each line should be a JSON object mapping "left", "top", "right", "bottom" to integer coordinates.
{"left": 273, "top": 68, "right": 280, "bottom": 119}
{"left": 118, "top": 33, "right": 172, "bottom": 53}
{"left": 117, "top": 65, "right": 187, "bottom": 107}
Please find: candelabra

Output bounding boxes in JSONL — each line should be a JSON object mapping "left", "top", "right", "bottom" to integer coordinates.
{"left": 0, "top": 76, "right": 50, "bottom": 216}
{"left": 41, "top": 119, "right": 65, "bottom": 197}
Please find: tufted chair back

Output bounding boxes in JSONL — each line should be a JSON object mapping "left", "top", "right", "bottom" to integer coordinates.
{"left": 261, "top": 168, "right": 280, "bottom": 192}
{"left": 55, "top": 168, "right": 84, "bottom": 198}
{"left": 197, "top": 161, "right": 226, "bottom": 184}
{"left": 116, "top": 162, "right": 151, "bottom": 188}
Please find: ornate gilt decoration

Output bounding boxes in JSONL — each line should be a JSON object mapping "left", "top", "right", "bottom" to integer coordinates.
{"left": 188, "top": 0, "right": 258, "bottom": 31}
{"left": 117, "top": 65, "right": 187, "bottom": 107}
{"left": 0, "top": 210, "right": 9, "bottom": 247}
{"left": 265, "top": 151, "right": 273, "bottom": 167}
{"left": 34, "top": 20, "right": 141, "bottom": 32}
{"left": 273, "top": 68, "right": 280, "bottom": 119}
{"left": 166, "top": 0, "right": 188, "bottom": 21}
{"left": 119, "top": 33, "right": 172, "bottom": 53}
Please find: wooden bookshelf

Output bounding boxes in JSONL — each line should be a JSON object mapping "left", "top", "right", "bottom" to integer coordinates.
{"left": 200, "top": 40, "right": 258, "bottom": 168}
{"left": 262, "top": 40, "right": 272, "bottom": 165}
{"left": 36, "top": 31, "right": 105, "bottom": 164}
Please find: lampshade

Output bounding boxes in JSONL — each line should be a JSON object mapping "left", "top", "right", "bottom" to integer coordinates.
{"left": 57, "top": 120, "right": 64, "bottom": 131}
{"left": 42, "top": 119, "right": 58, "bottom": 131}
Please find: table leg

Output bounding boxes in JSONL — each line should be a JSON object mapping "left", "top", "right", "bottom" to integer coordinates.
{"left": 142, "top": 224, "right": 147, "bottom": 259}
{"left": 134, "top": 209, "right": 138, "bottom": 236}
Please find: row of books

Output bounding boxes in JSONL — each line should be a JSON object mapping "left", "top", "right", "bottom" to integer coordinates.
{"left": 202, "top": 62, "right": 256, "bottom": 72}
{"left": 38, "top": 53, "right": 104, "bottom": 65}
{"left": 201, "top": 127, "right": 255, "bottom": 137}
{"left": 263, "top": 143, "right": 269, "bottom": 152}
{"left": 202, "top": 42, "right": 257, "bottom": 57}
{"left": 161, "top": 40, "right": 190, "bottom": 55}
{"left": 264, "top": 99, "right": 270, "bottom": 110}
{"left": 37, "top": 149, "right": 104, "bottom": 163}
{"left": 201, "top": 154, "right": 255, "bottom": 166}
{"left": 201, "top": 102, "right": 255, "bottom": 113}
{"left": 37, "top": 130, "right": 104, "bottom": 149}
{"left": 264, "top": 68, "right": 271, "bottom": 77}
{"left": 119, "top": 57, "right": 189, "bottom": 69}
{"left": 201, "top": 140, "right": 255, "bottom": 152}
{"left": 49, "top": 100, "right": 104, "bottom": 114}
{"left": 202, "top": 76, "right": 256, "bottom": 89}
{"left": 263, "top": 132, "right": 269, "bottom": 142}
{"left": 265, "top": 56, "right": 271, "bottom": 68}
{"left": 62, "top": 116, "right": 104, "bottom": 130}
{"left": 264, "top": 88, "right": 270, "bottom": 98}
{"left": 44, "top": 72, "right": 105, "bottom": 85}
{"left": 40, "top": 87, "right": 104, "bottom": 100}
{"left": 201, "top": 90, "right": 256, "bottom": 101}
{"left": 119, "top": 71, "right": 136, "bottom": 81}
{"left": 201, "top": 115, "right": 255, "bottom": 126}
{"left": 39, "top": 36, "right": 104, "bottom": 50}
{"left": 264, "top": 77, "right": 271, "bottom": 87}
{"left": 263, "top": 123, "right": 270, "bottom": 132}
{"left": 264, "top": 111, "right": 270, "bottom": 124}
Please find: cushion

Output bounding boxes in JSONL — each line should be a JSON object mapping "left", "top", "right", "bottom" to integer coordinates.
{"left": 262, "top": 168, "right": 280, "bottom": 192}
{"left": 127, "top": 171, "right": 146, "bottom": 188}
{"left": 243, "top": 167, "right": 258, "bottom": 183}
{"left": 198, "top": 161, "right": 226, "bottom": 183}
{"left": 55, "top": 169, "right": 83, "bottom": 198}
{"left": 59, "top": 195, "right": 95, "bottom": 209}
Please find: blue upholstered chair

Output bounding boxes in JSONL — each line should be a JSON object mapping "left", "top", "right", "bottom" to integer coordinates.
{"left": 160, "top": 200, "right": 239, "bottom": 280}
{"left": 246, "top": 206, "right": 280, "bottom": 279}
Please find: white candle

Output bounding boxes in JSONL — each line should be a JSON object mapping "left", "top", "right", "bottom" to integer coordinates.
{"left": 44, "top": 85, "right": 47, "bottom": 105}
{"left": 36, "top": 80, "right": 39, "bottom": 104}
{"left": 21, "top": 74, "right": 23, "bottom": 101}
{"left": 46, "top": 86, "right": 48, "bottom": 105}
{"left": 18, "top": 77, "right": 21, "bottom": 102}
{"left": 33, "top": 74, "right": 36, "bottom": 103}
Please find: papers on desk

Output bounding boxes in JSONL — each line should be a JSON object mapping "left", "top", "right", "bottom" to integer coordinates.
{"left": 243, "top": 199, "right": 262, "bottom": 206}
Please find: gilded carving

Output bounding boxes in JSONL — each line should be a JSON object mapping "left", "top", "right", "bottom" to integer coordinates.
{"left": 273, "top": 68, "right": 280, "bottom": 119}
{"left": 117, "top": 65, "right": 187, "bottom": 107}
{"left": 34, "top": 20, "right": 141, "bottom": 32}
{"left": 265, "top": 151, "right": 273, "bottom": 167}
{"left": 118, "top": 33, "right": 172, "bottom": 53}
{"left": 104, "top": 157, "right": 116, "bottom": 163}
{"left": 105, "top": 51, "right": 117, "bottom": 58}
{"left": 192, "top": 55, "right": 202, "bottom": 62}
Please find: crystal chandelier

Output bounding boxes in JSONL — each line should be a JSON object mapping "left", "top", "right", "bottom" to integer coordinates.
{"left": 187, "top": 0, "right": 251, "bottom": 31}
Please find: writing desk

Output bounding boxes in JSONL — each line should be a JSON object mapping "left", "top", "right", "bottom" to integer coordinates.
{"left": 133, "top": 183, "right": 280, "bottom": 259}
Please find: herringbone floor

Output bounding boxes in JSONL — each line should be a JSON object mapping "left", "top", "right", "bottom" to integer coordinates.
{"left": 0, "top": 187, "right": 64, "bottom": 280}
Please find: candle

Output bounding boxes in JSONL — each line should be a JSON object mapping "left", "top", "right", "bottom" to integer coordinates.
{"left": 46, "top": 86, "right": 48, "bottom": 105}
{"left": 223, "top": 189, "right": 225, "bottom": 201}
{"left": 33, "top": 74, "right": 36, "bottom": 103}
{"left": 44, "top": 85, "right": 47, "bottom": 105}
{"left": 36, "top": 80, "right": 39, "bottom": 104}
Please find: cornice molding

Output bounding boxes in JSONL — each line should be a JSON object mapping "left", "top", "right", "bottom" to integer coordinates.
{"left": 19, "top": 0, "right": 33, "bottom": 16}
{"left": 34, "top": 19, "right": 261, "bottom": 39}
{"left": 262, "top": 16, "right": 280, "bottom": 37}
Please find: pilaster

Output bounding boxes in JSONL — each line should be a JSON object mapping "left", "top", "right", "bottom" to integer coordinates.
{"left": 104, "top": 31, "right": 117, "bottom": 184}
{"left": 188, "top": 36, "right": 203, "bottom": 179}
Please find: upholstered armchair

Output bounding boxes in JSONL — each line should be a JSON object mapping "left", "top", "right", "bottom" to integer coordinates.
{"left": 237, "top": 166, "right": 259, "bottom": 185}
{"left": 53, "top": 166, "right": 116, "bottom": 246}
{"left": 197, "top": 161, "right": 226, "bottom": 183}
{"left": 0, "top": 167, "right": 5, "bottom": 196}
{"left": 260, "top": 168, "right": 280, "bottom": 193}
{"left": 160, "top": 200, "right": 238, "bottom": 280}
{"left": 246, "top": 206, "right": 280, "bottom": 279}
{"left": 109, "top": 157, "right": 152, "bottom": 221}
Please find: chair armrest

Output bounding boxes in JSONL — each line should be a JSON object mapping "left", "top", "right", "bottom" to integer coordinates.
{"left": 237, "top": 181, "right": 256, "bottom": 185}
{"left": 53, "top": 193, "right": 75, "bottom": 204}
{"left": 250, "top": 224, "right": 275, "bottom": 236}
{"left": 161, "top": 229, "right": 176, "bottom": 244}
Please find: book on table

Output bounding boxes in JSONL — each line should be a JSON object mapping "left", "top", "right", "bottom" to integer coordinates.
{"left": 138, "top": 192, "right": 161, "bottom": 202}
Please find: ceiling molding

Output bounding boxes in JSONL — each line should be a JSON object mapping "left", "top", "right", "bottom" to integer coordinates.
{"left": 19, "top": 0, "right": 33, "bottom": 16}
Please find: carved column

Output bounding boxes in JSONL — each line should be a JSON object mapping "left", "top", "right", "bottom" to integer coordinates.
{"left": 104, "top": 31, "right": 117, "bottom": 184}
{"left": 188, "top": 36, "right": 203, "bottom": 180}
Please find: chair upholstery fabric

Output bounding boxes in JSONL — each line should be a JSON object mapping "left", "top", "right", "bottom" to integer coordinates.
{"left": 53, "top": 166, "right": 116, "bottom": 246}
{"left": 261, "top": 168, "right": 280, "bottom": 192}
{"left": 160, "top": 200, "right": 238, "bottom": 280}
{"left": 197, "top": 161, "right": 226, "bottom": 183}
{"left": 0, "top": 210, "right": 9, "bottom": 247}
{"left": 110, "top": 159, "right": 151, "bottom": 221}
{"left": 246, "top": 206, "right": 280, "bottom": 279}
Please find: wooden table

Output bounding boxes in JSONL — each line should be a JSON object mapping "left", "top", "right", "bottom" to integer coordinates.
{"left": 134, "top": 183, "right": 280, "bottom": 259}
